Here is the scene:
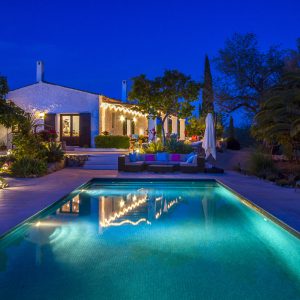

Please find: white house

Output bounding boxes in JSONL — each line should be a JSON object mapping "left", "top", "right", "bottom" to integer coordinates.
{"left": 1, "top": 61, "right": 185, "bottom": 148}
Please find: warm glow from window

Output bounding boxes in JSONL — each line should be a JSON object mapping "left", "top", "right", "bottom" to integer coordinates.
{"left": 120, "top": 115, "right": 125, "bottom": 122}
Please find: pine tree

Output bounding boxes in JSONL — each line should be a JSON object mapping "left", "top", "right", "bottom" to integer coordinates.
{"left": 229, "top": 116, "right": 235, "bottom": 139}
{"left": 201, "top": 55, "right": 214, "bottom": 118}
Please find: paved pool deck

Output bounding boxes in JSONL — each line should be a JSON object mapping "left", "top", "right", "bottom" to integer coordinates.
{"left": 0, "top": 168, "right": 299, "bottom": 237}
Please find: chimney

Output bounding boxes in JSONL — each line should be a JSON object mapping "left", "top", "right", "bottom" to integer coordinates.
{"left": 122, "top": 80, "right": 127, "bottom": 102}
{"left": 36, "top": 61, "right": 44, "bottom": 82}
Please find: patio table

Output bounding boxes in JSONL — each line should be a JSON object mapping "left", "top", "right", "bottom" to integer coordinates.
{"left": 147, "top": 164, "right": 174, "bottom": 173}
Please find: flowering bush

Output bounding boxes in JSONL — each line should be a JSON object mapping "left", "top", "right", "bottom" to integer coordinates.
{"left": 38, "top": 129, "right": 58, "bottom": 142}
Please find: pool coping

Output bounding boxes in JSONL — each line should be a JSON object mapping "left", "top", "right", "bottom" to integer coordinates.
{"left": 0, "top": 177, "right": 299, "bottom": 241}
{"left": 216, "top": 180, "right": 300, "bottom": 240}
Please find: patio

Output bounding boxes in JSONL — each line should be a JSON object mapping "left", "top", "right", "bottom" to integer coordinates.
{"left": 0, "top": 168, "right": 299, "bottom": 237}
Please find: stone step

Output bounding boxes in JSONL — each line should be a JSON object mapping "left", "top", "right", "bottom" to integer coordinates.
{"left": 84, "top": 161, "right": 118, "bottom": 166}
{"left": 81, "top": 153, "right": 121, "bottom": 170}
{"left": 86, "top": 157, "right": 118, "bottom": 164}
{"left": 83, "top": 164, "right": 117, "bottom": 170}
{"left": 87, "top": 156, "right": 118, "bottom": 160}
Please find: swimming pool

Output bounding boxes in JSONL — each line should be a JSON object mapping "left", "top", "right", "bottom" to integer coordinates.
{"left": 0, "top": 179, "right": 299, "bottom": 299}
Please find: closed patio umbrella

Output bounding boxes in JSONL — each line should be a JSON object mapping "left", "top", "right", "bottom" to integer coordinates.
{"left": 202, "top": 113, "right": 216, "bottom": 160}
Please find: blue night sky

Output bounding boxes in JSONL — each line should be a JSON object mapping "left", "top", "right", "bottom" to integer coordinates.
{"left": 1, "top": 0, "right": 300, "bottom": 123}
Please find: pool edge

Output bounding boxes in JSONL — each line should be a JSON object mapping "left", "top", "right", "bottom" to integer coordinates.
{"left": 216, "top": 179, "right": 300, "bottom": 240}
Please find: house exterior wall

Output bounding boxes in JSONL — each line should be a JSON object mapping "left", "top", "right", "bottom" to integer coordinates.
{"left": 99, "top": 106, "right": 148, "bottom": 137}
{"left": 7, "top": 82, "right": 100, "bottom": 147}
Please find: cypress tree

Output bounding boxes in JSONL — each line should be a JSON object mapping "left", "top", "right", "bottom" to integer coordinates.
{"left": 201, "top": 55, "right": 214, "bottom": 118}
{"left": 229, "top": 116, "right": 235, "bottom": 139}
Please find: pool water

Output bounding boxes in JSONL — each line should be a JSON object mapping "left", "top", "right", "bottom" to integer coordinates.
{"left": 0, "top": 179, "right": 300, "bottom": 300}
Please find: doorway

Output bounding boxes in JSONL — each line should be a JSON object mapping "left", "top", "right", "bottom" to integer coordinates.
{"left": 60, "top": 114, "right": 80, "bottom": 146}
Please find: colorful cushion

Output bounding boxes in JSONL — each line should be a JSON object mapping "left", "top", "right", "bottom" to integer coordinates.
{"left": 145, "top": 154, "right": 155, "bottom": 161}
{"left": 129, "top": 152, "right": 137, "bottom": 162}
{"left": 156, "top": 152, "right": 168, "bottom": 161}
{"left": 187, "top": 155, "right": 195, "bottom": 163}
{"left": 137, "top": 154, "right": 145, "bottom": 161}
{"left": 170, "top": 154, "right": 180, "bottom": 161}
{"left": 186, "top": 152, "right": 195, "bottom": 162}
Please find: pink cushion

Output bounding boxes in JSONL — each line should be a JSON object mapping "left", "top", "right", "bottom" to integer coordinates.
{"left": 170, "top": 154, "right": 180, "bottom": 161}
{"left": 145, "top": 154, "right": 155, "bottom": 161}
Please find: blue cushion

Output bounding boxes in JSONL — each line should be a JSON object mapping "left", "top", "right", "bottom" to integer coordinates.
{"left": 186, "top": 155, "right": 195, "bottom": 163}
{"left": 156, "top": 152, "right": 168, "bottom": 161}
{"left": 129, "top": 152, "right": 137, "bottom": 162}
{"left": 186, "top": 152, "right": 195, "bottom": 162}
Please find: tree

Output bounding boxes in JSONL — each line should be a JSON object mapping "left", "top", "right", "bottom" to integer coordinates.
{"left": 201, "top": 55, "right": 214, "bottom": 117}
{"left": 214, "top": 33, "right": 285, "bottom": 116}
{"left": 229, "top": 116, "right": 235, "bottom": 139}
{"left": 186, "top": 117, "right": 206, "bottom": 138}
{"left": 0, "top": 76, "right": 26, "bottom": 128}
{"left": 284, "top": 38, "right": 300, "bottom": 72}
{"left": 252, "top": 72, "right": 300, "bottom": 160}
{"left": 128, "top": 70, "right": 200, "bottom": 144}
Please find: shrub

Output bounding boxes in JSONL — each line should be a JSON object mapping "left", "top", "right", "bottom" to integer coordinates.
{"left": 13, "top": 132, "right": 46, "bottom": 160}
{"left": 0, "top": 156, "right": 7, "bottom": 168}
{"left": 143, "top": 141, "right": 164, "bottom": 153}
{"left": 44, "top": 142, "right": 65, "bottom": 163}
{"left": 38, "top": 130, "right": 58, "bottom": 142}
{"left": 138, "top": 135, "right": 148, "bottom": 143}
{"left": 165, "top": 137, "right": 193, "bottom": 154}
{"left": 11, "top": 156, "right": 47, "bottom": 177}
{"left": 227, "top": 137, "right": 241, "bottom": 150}
{"left": 95, "top": 135, "right": 130, "bottom": 149}
{"left": 0, "top": 155, "right": 16, "bottom": 171}
{"left": 249, "top": 152, "right": 277, "bottom": 179}
{"left": 275, "top": 178, "right": 293, "bottom": 187}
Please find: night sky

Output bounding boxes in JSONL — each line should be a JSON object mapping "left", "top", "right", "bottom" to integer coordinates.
{"left": 1, "top": 0, "right": 300, "bottom": 122}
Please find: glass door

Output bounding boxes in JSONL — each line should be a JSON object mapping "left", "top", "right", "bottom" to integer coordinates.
{"left": 60, "top": 114, "right": 80, "bottom": 146}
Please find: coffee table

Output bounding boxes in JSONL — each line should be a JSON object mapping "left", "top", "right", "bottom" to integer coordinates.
{"left": 147, "top": 164, "right": 174, "bottom": 173}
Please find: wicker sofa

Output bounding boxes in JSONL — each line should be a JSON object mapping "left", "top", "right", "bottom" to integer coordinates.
{"left": 118, "top": 153, "right": 205, "bottom": 173}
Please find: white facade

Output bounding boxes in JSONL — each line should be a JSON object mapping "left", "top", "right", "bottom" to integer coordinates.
{"left": 7, "top": 82, "right": 100, "bottom": 147}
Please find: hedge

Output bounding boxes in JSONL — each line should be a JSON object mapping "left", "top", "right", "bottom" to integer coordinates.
{"left": 95, "top": 135, "right": 130, "bottom": 149}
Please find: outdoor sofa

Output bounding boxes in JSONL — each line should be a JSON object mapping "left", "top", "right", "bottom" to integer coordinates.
{"left": 118, "top": 152, "right": 206, "bottom": 173}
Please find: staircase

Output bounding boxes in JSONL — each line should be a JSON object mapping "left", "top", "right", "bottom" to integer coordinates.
{"left": 82, "top": 153, "right": 120, "bottom": 170}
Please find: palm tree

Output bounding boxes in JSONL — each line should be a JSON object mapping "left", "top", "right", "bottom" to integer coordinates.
{"left": 252, "top": 72, "right": 300, "bottom": 160}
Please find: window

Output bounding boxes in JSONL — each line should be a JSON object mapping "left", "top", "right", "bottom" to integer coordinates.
{"left": 61, "top": 115, "right": 80, "bottom": 137}
{"left": 62, "top": 116, "right": 71, "bottom": 137}
{"left": 72, "top": 115, "right": 80, "bottom": 137}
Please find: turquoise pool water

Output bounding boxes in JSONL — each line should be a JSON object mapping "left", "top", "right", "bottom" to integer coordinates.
{"left": 0, "top": 179, "right": 300, "bottom": 299}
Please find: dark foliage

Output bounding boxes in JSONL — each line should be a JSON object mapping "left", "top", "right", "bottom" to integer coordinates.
{"left": 226, "top": 137, "right": 241, "bottom": 150}
{"left": 95, "top": 135, "right": 130, "bottom": 149}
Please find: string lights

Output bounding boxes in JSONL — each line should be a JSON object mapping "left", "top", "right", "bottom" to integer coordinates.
{"left": 101, "top": 102, "right": 147, "bottom": 118}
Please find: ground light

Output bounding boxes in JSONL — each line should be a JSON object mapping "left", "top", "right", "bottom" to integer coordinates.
{"left": 0, "top": 177, "right": 8, "bottom": 189}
